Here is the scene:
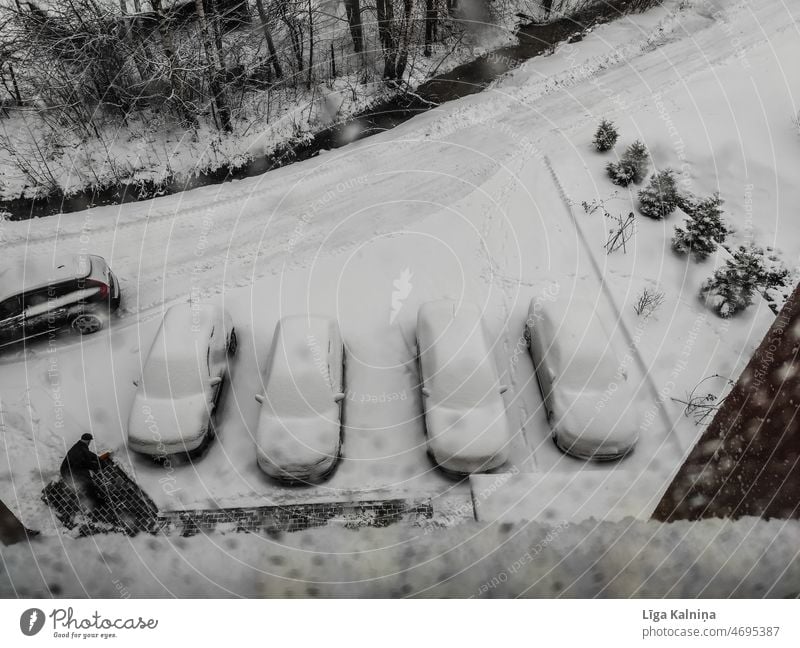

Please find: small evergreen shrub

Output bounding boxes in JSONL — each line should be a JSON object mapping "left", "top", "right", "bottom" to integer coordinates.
{"left": 606, "top": 140, "right": 649, "bottom": 186}
{"left": 638, "top": 169, "right": 679, "bottom": 220}
{"left": 699, "top": 245, "right": 789, "bottom": 318}
{"left": 672, "top": 193, "right": 728, "bottom": 260}
{"left": 593, "top": 119, "right": 619, "bottom": 152}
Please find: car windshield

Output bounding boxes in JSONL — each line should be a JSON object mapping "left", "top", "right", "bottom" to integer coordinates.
{"left": 433, "top": 357, "right": 496, "bottom": 407}
{"left": 0, "top": 297, "right": 20, "bottom": 319}
{"left": 559, "top": 352, "right": 620, "bottom": 390}
{"left": 265, "top": 364, "right": 333, "bottom": 414}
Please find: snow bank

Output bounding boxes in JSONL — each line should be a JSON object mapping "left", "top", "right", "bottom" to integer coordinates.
{"left": 2, "top": 516, "right": 799, "bottom": 597}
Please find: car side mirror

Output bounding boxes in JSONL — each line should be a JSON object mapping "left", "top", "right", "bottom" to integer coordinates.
{"left": 499, "top": 384, "right": 508, "bottom": 394}
{"left": 421, "top": 387, "right": 431, "bottom": 397}
{"left": 334, "top": 392, "right": 345, "bottom": 403}
{"left": 209, "top": 376, "right": 222, "bottom": 387}
{"left": 255, "top": 394, "right": 265, "bottom": 404}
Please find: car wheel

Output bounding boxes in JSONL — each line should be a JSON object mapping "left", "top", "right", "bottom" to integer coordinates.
{"left": 71, "top": 314, "right": 103, "bottom": 335}
{"left": 228, "top": 329, "right": 238, "bottom": 355}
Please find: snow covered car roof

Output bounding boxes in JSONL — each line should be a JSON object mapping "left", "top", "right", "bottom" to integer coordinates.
{"left": 256, "top": 315, "right": 342, "bottom": 481}
{"left": 0, "top": 254, "right": 92, "bottom": 303}
{"left": 417, "top": 300, "right": 511, "bottom": 473}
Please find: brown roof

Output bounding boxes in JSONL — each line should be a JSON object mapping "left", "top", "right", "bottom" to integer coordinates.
{"left": 654, "top": 282, "right": 800, "bottom": 521}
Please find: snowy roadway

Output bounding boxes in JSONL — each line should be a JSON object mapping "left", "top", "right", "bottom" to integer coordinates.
{"left": 1, "top": 0, "right": 797, "bottom": 530}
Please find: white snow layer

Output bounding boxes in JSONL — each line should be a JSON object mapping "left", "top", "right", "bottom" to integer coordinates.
{"left": 1, "top": 517, "right": 799, "bottom": 597}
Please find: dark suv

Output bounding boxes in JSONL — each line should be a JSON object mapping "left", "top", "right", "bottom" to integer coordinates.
{"left": 0, "top": 254, "right": 121, "bottom": 348}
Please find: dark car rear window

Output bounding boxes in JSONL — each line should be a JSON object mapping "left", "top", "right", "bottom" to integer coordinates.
{"left": 0, "top": 297, "right": 21, "bottom": 319}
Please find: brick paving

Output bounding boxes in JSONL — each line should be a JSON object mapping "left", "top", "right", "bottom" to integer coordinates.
{"left": 158, "top": 498, "right": 435, "bottom": 537}
{"left": 654, "top": 283, "right": 800, "bottom": 521}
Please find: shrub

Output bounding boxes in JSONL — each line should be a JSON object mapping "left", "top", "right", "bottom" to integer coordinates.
{"left": 606, "top": 160, "right": 635, "bottom": 186}
{"left": 699, "top": 245, "right": 789, "bottom": 318}
{"left": 638, "top": 169, "right": 679, "bottom": 219}
{"left": 672, "top": 193, "right": 728, "bottom": 260}
{"left": 605, "top": 211, "right": 635, "bottom": 254}
{"left": 606, "top": 140, "right": 649, "bottom": 186}
{"left": 593, "top": 119, "right": 619, "bottom": 152}
{"left": 633, "top": 287, "right": 665, "bottom": 318}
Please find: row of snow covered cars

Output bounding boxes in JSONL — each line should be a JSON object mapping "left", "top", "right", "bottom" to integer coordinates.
{"left": 0, "top": 254, "right": 638, "bottom": 480}
{"left": 126, "top": 297, "right": 639, "bottom": 482}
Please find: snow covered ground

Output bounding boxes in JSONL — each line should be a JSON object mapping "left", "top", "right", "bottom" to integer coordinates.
{"left": 1, "top": 0, "right": 798, "bottom": 551}
{"left": 3, "top": 516, "right": 800, "bottom": 597}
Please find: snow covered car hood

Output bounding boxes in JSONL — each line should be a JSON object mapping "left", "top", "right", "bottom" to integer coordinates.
{"left": 255, "top": 406, "right": 341, "bottom": 478}
{"left": 550, "top": 389, "right": 641, "bottom": 459}
{"left": 127, "top": 391, "right": 211, "bottom": 450}
{"left": 425, "top": 398, "right": 511, "bottom": 473}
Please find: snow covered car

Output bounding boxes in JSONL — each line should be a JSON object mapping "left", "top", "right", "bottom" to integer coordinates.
{"left": 127, "top": 303, "right": 237, "bottom": 457}
{"left": 0, "top": 253, "right": 120, "bottom": 348}
{"left": 416, "top": 300, "right": 511, "bottom": 474}
{"left": 525, "top": 297, "right": 639, "bottom": 461}
{"left": 254, "top": 315, "right": 345, "bottom": 483}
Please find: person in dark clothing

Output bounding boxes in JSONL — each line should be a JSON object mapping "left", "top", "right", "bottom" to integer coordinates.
{"left": 60, "top": 433, "right": 107, "bottom": 510}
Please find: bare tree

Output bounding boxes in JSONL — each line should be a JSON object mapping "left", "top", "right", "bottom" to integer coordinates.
{"left": 194, "top": 0, "right": 232, "bottom": 131}
{"left": 151, "top": 0, "right": 197, "bottom": 127}
{"left": 424, "top": 0, "right": 437, "bottom": 57}
{"left": 376, "top": 0, "right": 415, "bottom": 81}
{"left": 254, "top": 0, "right": 283, "bottom": 78}
{"left": 343, "top": 0, "right": 364, "bottom": 54}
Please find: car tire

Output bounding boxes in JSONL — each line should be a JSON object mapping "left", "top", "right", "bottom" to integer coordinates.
{"left": 71, "top": 313, "right": 103, "bottom": 335}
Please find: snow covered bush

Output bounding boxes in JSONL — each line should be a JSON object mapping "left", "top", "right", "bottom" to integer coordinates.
{"left": 672, "top": 193, "right": 728, "bottom": 260}
{"left": 638, "top": 169, "right": 679, "bottom": 219}
{"left": 699, "top": 245, "right": 789, "bottom": 318}
{"left": 593, "top": 119, "right": 619, "bottom": 152}
{"left": 606, "top": 140, "right": 649, "bottom": 186}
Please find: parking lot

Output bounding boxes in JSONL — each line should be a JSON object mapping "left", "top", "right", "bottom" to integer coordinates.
{"left": 0, "top": 158, "right": 684, "bottom": 527}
